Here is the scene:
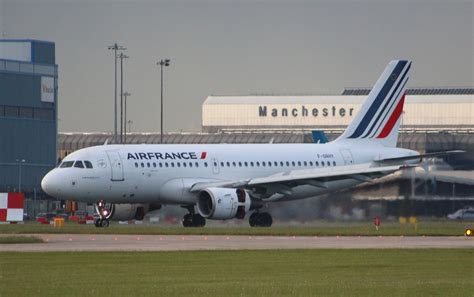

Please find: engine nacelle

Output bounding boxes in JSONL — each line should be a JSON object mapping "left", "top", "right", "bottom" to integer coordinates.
{"left": 113, "top": 204, "right": 149, "bottom": 221}
{"left": 197, "top": 188, "right": 251, "bottom": 220}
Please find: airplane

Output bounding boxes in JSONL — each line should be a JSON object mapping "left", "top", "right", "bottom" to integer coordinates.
{"left": 41, "top": 60, "right": 462, "bottom": 227}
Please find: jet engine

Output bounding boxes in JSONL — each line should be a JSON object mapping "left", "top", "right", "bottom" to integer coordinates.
{"left": 197, "top": 188, "right": 252, "bottom": 220}
{"left": 113, "top": 204, "right": 149, "bottom": 221}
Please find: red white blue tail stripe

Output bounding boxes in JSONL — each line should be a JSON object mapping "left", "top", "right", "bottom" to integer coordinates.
{"left": 348, "top": 60, "right": 410, "bottom": 139}
{"left": 337, "top": 60, "right": 411, "bottom": 147}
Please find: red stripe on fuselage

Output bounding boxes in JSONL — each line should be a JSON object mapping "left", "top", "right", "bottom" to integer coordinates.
{"left": 377, "top": 94, "right": 405, "bottom": 138}
{"left": 200, "top": 152, "right": 207, "bottom": 159}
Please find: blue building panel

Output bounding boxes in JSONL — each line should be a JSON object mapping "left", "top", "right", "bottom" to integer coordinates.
{"left": 0, "top": 39, "right": 57, "bottom": 195}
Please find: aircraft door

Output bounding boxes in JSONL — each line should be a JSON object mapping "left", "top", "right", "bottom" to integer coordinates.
{"left": 106, "top": 151, "right": 125, "bottom": 181}
{"left": 211, "top": 158, "right": 220, "bottom": 174}
{"left": 340, "top": 149, "right": 354, "bottom": 165}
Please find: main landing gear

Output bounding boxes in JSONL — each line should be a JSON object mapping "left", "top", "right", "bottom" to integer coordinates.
{"left": 94, "top": 200, "right": 115, "bottom": 228}
{"left": 182, "top": 206, "right": 206, "bottom": 227}
{"left": 249, "top": 212, "right": 273, "bottom": 227}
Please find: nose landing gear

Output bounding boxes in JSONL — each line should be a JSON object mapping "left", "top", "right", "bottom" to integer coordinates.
{"left": 94, "top": 200, "right": 115, "bottom": 228}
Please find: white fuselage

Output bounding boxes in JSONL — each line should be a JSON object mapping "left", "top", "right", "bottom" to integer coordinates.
{"left": 41, "top": 142, "right": 416, "bottom": 205}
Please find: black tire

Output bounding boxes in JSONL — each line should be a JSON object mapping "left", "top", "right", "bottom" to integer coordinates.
{"left": 249, "top": 212, "right": 259, "bottom": 227}
{"left": 192, "top": 214, "right": 206, "bottom": 227}
{"left": 182, "top": 214, "right": 193, "bottom": 227}
{"left": 101, "top": 219, "right": 110, "bottom": 228}
{"left": 94, "top": 219, "right": 102, "bottom": 228}
{"left": 260, "top": 212, "right": 273, "bottom": 227}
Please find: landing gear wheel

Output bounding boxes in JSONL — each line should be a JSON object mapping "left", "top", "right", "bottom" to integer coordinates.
{"left": 182, "top": 213, "right": 206, "bottom": 227}
{"left": 249, "top": 212, "right": 273, "bottom": 227}
{"left": 94, "top": 200, "right": 115, "bottom": 228}
{"left": 182, "top": 214, "right": 193, "bottom": 227}
{"left": 192, "top": 214, "right": 206, "bottom": 227}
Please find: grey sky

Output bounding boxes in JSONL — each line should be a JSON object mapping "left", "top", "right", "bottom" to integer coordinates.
{"left": 1, "top": 0, "right": 473, "bottom": 133}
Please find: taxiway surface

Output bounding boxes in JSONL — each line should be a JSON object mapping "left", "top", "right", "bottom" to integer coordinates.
{"left": 1, "top": 234, "right": 472, "bottom": 252}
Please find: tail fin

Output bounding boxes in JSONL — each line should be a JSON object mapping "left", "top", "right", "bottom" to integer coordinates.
{"left": 336, "top": 60, "right": 411, "bottom": 147}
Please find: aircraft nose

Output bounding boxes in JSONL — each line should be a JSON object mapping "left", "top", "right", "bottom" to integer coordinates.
{"left": 41, "top": 170, "right": 61, "bottom": 197}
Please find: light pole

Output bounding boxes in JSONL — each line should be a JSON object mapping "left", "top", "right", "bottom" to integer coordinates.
{"left": 107, "top": 43, "right": 126, "bottom": 143}
{"left": 123, "top": 92, "right": 131, "bottom": 144}
{"left": 118, "top": 52, "right": 129, "bottom": 143}
{"left": 16, "top": 159, "right": 25, "bottom": 193}
{"left": 157, "top": 59, "right": 170, "bottom": 144}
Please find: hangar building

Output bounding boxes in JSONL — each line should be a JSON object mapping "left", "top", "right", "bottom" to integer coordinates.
{"left": 0, "top": 39, "right": 58, "bottom": 195}
{"left": 202, "top": 88, "right": 473, "bottom": 133}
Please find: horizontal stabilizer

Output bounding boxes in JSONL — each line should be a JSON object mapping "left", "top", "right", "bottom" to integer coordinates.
{"left": 375, "top": 150, "right": 465, "bottom": 164}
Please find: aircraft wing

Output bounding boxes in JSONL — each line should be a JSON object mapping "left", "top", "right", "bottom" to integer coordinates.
{"left": 375, "top": 150, "right": 465, "bottom": 165}
{"left": 189, "top": 163, "right": 406, "bottom": 198}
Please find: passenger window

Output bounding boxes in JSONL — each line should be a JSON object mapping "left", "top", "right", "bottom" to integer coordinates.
{"left": 232, "top": 162, "right": 236, "bottom": 167}
{"left": 309, "top": 161, "right": 313, "bottom": 166}
{"left": 286, "top": 161, "right": 289, "bottom": 166}
{"left": 274, "top": 161, "right": 278, "bottom": 167}
{"left": 226, "top": 162, "right": 230, "bottom": 167}
{"left": 303, "top": 161, "right": 307, "bottom": 166}
{"left": 183, "top": 162, "right": 187, "bottom": 167}
{"left": 195, "top": 162, "right": 199, "bottom": 167}
{"left": 238, "top": 162, "right": 242, "bottom": 167}
{"left": 134, "top": 162, "right": 138, "bottom": 168}
{"left": 60, "top": 161, "right": 74, "bottom": 168}
{"left": 159, "top": 163, "right": 163, "bottom": 168}
{"left": 250, "top": 162, "right": 254, "bottom": 167}
{"left": 256, "top": 162, "right": 260, "bottom": 167}
{"left": 262, "top": 162, "right": 266, "bottom": 167}
{"left": 153, "top": 162, "right": 156, "bottom": 168}
{"left": 321, "top": 162, "right": 325, "bottom": 167}
{"left": 84, "top": 161, "right": 93, "bottom": 168}
{"left": 177, "top": 162, "right": 181, "bottom": 167}
{"left": 244, "top": 162, "right": 248, "bottom": 167}
{"left": 292, "top": 161, "right": 295, "bottom": 167}
{"left": 297, "top": 161, "right": 301, "bottom": 166}
{"left": 141, "top": 163, "right": 145, "bottom": 168}
{"left": 165, "top": 163, "right": 169, "bottom": 167}
{"left": 280, "top": 161, "right": 284, "bottom": 167}
{"left": 333, "top": 161, "right": 336, "bottom": 166}
{"left": 221, "top": 162, "right": 224, "bottom": 167}
{"left": 204, "top": 162, "right": 208, "bottom": 167}
{"left": 189, "top": 162, "right": 193, "bottom": 167}
{"left": 268, "top": 162, "right": 272, "bottom": 167}
{"left": 171, "top": 162, "right": 175, "bottom": 167}
{"left": 327, "top": 161, "right": 331, "bottom": 166}
{"left": 147, "top": 163, "right": 150, "bottom": 168}
{"left": 315, "top": 161, "right": 319, "bottom": 166}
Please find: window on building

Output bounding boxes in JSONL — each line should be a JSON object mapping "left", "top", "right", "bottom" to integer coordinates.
{"left": 4, "top": 106, "right": 19, "bottom": 117}
{"left": 19, "top": 107, "right": 33, "bottom": 118}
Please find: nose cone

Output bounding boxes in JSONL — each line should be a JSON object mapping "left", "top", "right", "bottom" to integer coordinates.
{"left": 41, "top": 170, "right": 61, "bottom": 197}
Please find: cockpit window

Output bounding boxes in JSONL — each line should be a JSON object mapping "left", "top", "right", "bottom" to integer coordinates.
{"left": 84, "top": 161, "right": 93, "bottom": 168}
{"left": 74, "top": 161, "right": 84, "bottom": 168}
{"left": 60, "top": 161, "right": 74, "bottom": 168}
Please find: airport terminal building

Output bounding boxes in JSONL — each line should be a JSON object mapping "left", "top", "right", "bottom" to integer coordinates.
{"left": 0, "top": 39, "right": 58, "bottom": 195}
{"left": 202, "top": 88, "right": 474, "bottom": 133}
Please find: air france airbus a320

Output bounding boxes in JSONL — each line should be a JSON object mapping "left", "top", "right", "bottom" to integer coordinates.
{"left": 41, "top": 60, "right": 461, "bottom": 227}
